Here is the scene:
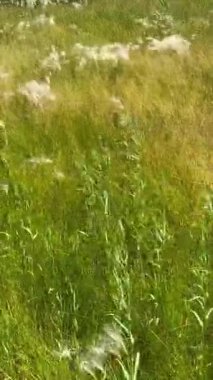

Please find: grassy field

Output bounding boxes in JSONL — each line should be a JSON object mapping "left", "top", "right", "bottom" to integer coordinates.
{"left": 0, "top": 0, "right": 212, "bottom": 379}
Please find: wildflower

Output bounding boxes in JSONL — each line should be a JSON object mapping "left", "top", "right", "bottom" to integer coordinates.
{"left": 18, "top": 79, "right": 55, "bottom": 107}
{"left": 148, "top": 34, "right": 191, "bottom": 55}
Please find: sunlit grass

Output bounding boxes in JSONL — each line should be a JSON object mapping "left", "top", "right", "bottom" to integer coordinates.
{"left": 0, "top": 1, "right": 212, "bottom": 379}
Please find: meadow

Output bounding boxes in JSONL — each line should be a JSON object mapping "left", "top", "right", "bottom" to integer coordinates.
{"left": 0, "top": 0, "right": 212, "bottom": 379}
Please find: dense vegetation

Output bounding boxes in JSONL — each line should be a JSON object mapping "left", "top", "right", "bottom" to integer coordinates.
{"left": 0, "top": 1, "right": 212, "bottom": 379}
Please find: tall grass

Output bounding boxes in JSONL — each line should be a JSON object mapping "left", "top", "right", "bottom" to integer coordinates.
{"left": 0, "top": 0, "right": 212, "bottom": 378}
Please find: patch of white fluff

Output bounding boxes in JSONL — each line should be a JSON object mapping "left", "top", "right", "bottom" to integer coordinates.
{"left": 54, "top": 170, "right": 65, "bottom": 181}
{"left": 17, "top": 14, "right": 55, "bottom": 31}
{"left": 69, "top": 23, "right": 78, "bottom": 31}
{"left": 134, "top": 12, "right": 175, "bottom": 37}
{"left": 41, "top": 46, "right": 67, "bottom": 72}
{"left": 72, "top": 2, "right": 83, "bottom": 9}
{"left": 26, "top": 156, "right": 53, "bottom": 165}
{"left": 148, "top": 35, "right": 191, "bottom": 55}
{"left": 110, "top": 96, "right": 124, "bottom": 112}
{"left": 17, "top": 21, "right": 31, "bottom": 31}
{"left": 134, "top": 17, "right": 152, "bottom": 28}
{"left": 40, "top": 0, "right": 51, "bottom": 7}
{"left": 0, "top": 183, "right": 9, "bottom": 195}
{"left": 54, "top": 346, "right": 72, "bottom": 360}
{"left": 18, "top": 80, "right": 55, "bottom": 106}
{"left": 72, "top": 42, "right": 140, "bottom": 67}
{"left": 26, "top": 0, "right": 37, "bottom": 8}
{"left": 32, "top": 14, "right": 55, "bottom": 27}
{"left": 72, "top": 0, "right": 88, "bottom": 9}
{"left": 0, "top": 70, "right": 10, "bottom": 81}
{"left": 79, "top": 324, "right": 126, "bottom": 376}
